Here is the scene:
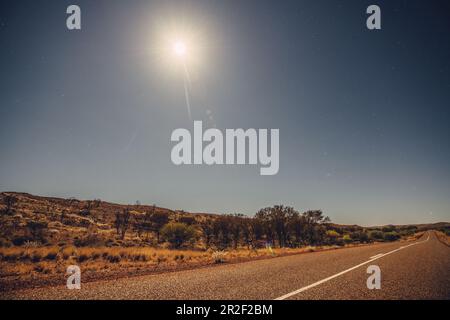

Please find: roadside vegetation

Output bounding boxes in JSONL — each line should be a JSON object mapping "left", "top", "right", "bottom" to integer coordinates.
{"left": 435, "top": 230, "right": 450, "bottom": 246}
{"left": 0, "top": 192, "right": 447, "bottom": 290}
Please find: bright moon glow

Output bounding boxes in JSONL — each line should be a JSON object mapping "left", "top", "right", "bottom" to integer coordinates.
{"left": 152, "top": 26, "right": 205, "bottom": 74}
{"left": 173, "top": 41, "right": 187, "bottom": 57}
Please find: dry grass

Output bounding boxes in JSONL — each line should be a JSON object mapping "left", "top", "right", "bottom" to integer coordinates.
{"left": 435, "top": 231, "right": 450, "bottom": 246}
{"left": 0, "top": 246, "right": 211, "bottom": 265}
{"left": 0, "top": 245, "right": 325, "bottom": 267}
{"left": 0, "top": 244, "right": 345, "bottom": 291}
{"left": 404, "top": 231, "right": 426, "bottom": 242}
{"left": 0, "top": 235, "right": 415, "bottom": 289}
{"left": 2, "top": 237, "right": 417, "bottom": 292}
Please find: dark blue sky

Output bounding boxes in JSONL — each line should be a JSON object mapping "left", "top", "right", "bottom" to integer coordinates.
{"left": 1, "top": 0, "right": 449, "bottom": 225}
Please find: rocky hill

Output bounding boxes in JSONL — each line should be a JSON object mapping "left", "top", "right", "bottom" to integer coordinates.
{"left": 0, "top": 191, "right": 448, "bottom": 248}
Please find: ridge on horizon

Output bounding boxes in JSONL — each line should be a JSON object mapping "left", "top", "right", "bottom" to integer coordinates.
{"left": 1, "top": 191, "right": 447, "bottom": 228}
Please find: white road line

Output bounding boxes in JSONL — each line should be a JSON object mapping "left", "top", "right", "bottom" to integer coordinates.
{"left": 369, "top": 253, "right": 384, "bottom": 259}
{"left": 274, "top": 233, "right": 430, "bottom": 300}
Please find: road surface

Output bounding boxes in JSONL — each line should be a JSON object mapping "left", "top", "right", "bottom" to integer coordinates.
{"left": 2, "top": 231, "right": 449, "bottom": 299}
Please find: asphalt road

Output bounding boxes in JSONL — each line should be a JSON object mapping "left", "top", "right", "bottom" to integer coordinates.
{"left": 3, "top": 231, "right": 449, "bottom": 300}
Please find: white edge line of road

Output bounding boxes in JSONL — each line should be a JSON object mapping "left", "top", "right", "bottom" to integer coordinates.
{"left": 274, "top": 232, "right": 431, "bottom": 300}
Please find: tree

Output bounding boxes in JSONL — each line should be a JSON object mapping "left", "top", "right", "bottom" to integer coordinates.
{"left": 114, "top": 208, "right": 131, "bottom": 240}
{"left": 140, "top": 207, "right": 155, "bottom": 240}
{"left": 269, "top": 205, "right": 292, "bottom": 247}
{"left": 132, "top": 205, "right": 161, "bottom": 242}
{"left": 359, "top": 231, "right": 370, "bottom": 243}
{"left": 132, "top": 213, "right": 146, "bottom": 237}
{"left": 326, "top": 230, "right": 340, "bottom": 245}
{"left": 161, "top": 222, "right": 196, "bottom": 248}
{"left": 301, "top": 210, "right": 329, "bottom": 245}
{"left": 26, "top": 220, "right": 48, "bottom": 242}
{"left": 254, "top": 207, "right": 275, "bottom": 246}
{"left": 200, "top": 219, "right": 214, "bottom": 248}
{"left": 383, "top": 231, "right": 400, "bottom": 241}
{"left": 212, "top": 216, "right": 232, "bottom": 249}
{"left": 241, "top": 217, "right": 256, "bottom": 249}
{"left": 255, "top": 206, "right": 330, "bottom": 248}
{"left": 79, "top": 201, "right": 93, "bottom": 216}
{"left": 229, "top": 214, "right": 244, "bottom": 249}
{"left": 288, "top": 211, "right": 305, "bottom": 246}
{"left": 67, "top": 197, "right": 79, "bottom": 207}
{"left": 2, "top": 194, "right": 17, "bottom": 215}
{"left": 368, "top": 230, "right": 384, "bottom": 241}
{"left": 149, "top": 211, "right": 169, "bottom": 243}
{"left": 93, "top": 199, "right": 101, "bottom": 208}
{"left": 250, "top": 218, "right": 264, "bottom": 243}
{"left": 350, "top": 231, "right": 370, "bottom": 243}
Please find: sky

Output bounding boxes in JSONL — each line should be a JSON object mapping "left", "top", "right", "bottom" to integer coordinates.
{"left": 1, "top": 0, "right": 450, "bottom": 226}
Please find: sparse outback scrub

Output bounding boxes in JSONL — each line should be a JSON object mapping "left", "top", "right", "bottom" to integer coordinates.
{"left": 0, "top": 243, "right": 370, "bottom": 291}
{"left": 1, "top": 192, "right": 446, "bottom": 292}
{"left": 435, "top": 231, "right": 450, "bottom": 246}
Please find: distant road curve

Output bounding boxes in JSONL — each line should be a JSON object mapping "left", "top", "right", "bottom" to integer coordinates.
{"left": 3, "top": 231, "right": 449, "bottom": 300}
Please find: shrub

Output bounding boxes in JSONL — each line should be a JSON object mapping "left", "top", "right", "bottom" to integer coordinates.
{"left": 368, "top": 230, "right": 384, "bottom": 241}
{"left": 178, "top": 216, "right": 196, "bottom": 225}
{"left": 351, "top": 231, "right": 369, "bottom": 243}
{"left": 1, "top": 194, "right": 17, "bottom": 215}
{"left": 31, "top": 251, "right": 43, "bottom": 262}
{"left": 174, "top": 254, "right": 185, "bottom": 261}
{"left": 44, "top": 249, "right": 58, "bottom": 260}
{"left": 326, "top": 230, "right": 340, "bottom": 244}
{"left": 133, "top": 253, "right": 149, "bottom": 262}
{"left": 383, "top": 231, "right": 400, "bottom": 241}
{"left": 61, "top": 246, "right": 77, "bottom": 260}
{"left": 74, "top": 233, "right": 104, "bottom": 247}
{"left": 157, "top": 254, "right": 167, "bottom": 263}
{"left": 382, "top": 225, "right": 396, "bottom": 233}
{"left": 34, "top": 264, "right": 44, "bottom": 272}
{"left": 3, "top": 251, "right": 20, "bottom": 262}
{"left": 359, "top": 232, "right": 369, "bottom": 243}
{"left": 91, "top": 251, "right": 101, "bottom": 260}
{"left": 23, "top": 240, "right": 40, "bottom": 248}
{"left": 212, "top": 250, "right": 227, "bottom": 263}
{"left": 148, "top": 211, "right": 169, "bottom": 243}
{"left": 0, "top": 238, "right": 12, "bottom": 247}
{"left": 107, "top": 253, "right": 121, "bottom": 263}
{"left": 26, "top": 221, "right": 48, "bottom": 242}
{"left": 342, "top": 234, "right": 352, "bottom": 244}
{"left": 161, "top": 222, "right": 196, "bottom": 248}
{"left": 77, "top": 253, "right": 89, "bottom": 262}
{"left": 12, "top": 236, "right": 33, "bottom": 246}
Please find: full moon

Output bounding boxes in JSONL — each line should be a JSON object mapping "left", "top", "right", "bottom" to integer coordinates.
{"left": 173, "top": 41, "right": 187, "bottom": 57}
